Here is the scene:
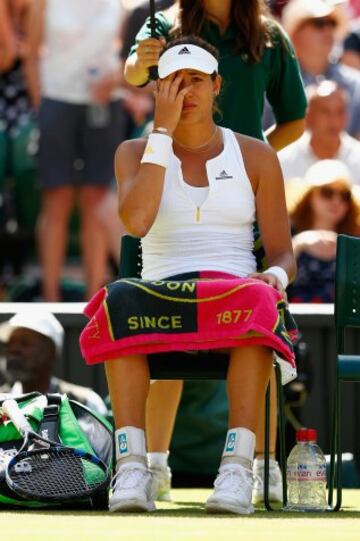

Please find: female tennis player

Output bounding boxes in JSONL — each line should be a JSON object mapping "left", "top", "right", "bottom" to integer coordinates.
{"left": 80, "top": 36, "right": 297, "bottom": 514}
{"left": 125, "top": 0, "right": 307, "bottom": 503}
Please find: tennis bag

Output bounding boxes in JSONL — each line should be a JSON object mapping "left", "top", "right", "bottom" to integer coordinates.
{"left": 0, "top": 392, "right": 113, "bottom": 509}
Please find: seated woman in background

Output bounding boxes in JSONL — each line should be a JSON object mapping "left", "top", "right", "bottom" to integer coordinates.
{"left": 286, "top": 160, "right": 360, "bottom": 303}
{"left": 80, "top": 36, "right": 297, "bottom": 515}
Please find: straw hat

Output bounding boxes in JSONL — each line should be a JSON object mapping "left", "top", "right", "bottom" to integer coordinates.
{"left": 285, "top": 159, "right": 360, "bottom": 213}
{"left": 282, "top": 0, "right": 349, "bottom": 40}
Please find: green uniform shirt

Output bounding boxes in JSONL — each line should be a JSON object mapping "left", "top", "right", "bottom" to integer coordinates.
{"left": 129, "top": 13, "right": 307, "bottom": 141}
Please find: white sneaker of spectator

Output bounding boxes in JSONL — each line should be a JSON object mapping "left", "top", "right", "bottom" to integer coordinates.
{"left": 252, "top": 458, "right": 283, "bottom": 504}
{"left": 149, "top": 464, "right": 172, "bottom": 502}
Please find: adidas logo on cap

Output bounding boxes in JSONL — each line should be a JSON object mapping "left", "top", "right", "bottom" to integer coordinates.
{"left": 178, "top": 46, "right": 191, "bottom": 55}
{"left": 215, "top": 170, "right": 233, "bottom": 180}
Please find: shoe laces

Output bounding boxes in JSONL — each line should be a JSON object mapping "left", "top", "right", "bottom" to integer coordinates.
{"left": 111, "top": 464, "right": 148, "bottom": 490}
{"left": 214, "top": 464, "right": 253, "bottom": 493}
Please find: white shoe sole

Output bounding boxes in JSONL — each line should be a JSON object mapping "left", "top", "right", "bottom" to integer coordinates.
{"left": 206, "top": 499, "right": 254, "bottom": 515}
{"left": 156, "top": 491, "right": 172, "bottom": 502}
{"left": 252, "top": 493, "right": 283, "bottom": 505}
{"left": 109, "top": 499, "right": 156, "bottom": 513}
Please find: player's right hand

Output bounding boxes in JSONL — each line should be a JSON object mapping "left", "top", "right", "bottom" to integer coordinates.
{"left": 153, "top": 74, "right": 192, "bottom": 136}
{"left": 136, "top": 37, "right": 166, "bottom": 70}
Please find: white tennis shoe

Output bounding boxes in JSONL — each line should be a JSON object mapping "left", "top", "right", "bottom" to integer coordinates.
{"left": 149, "top": 464, "right": 172, "bottom": 502}
{"left": 109, "top": 462, "right": 156, "bottom": 512}
{"left": 205, "top": 463, "right": 255, "bottom": 515}
{"left": 252, "top": 458, "right": 283, "bottom": 504}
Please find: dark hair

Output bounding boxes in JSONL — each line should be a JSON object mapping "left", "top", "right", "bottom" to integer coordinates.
{"left": 171, "top": 0, "right": 277, "bottom": 63}
{"left": 160, "top": 35, "right": 219, "bottom": 77}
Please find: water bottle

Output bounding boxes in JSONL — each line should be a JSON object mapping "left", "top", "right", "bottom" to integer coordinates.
{"left": 286, "top": 428, "right": 328, "bottom": 512}
{"left": 86, "top": 67, "right": 110, "bottom": 128}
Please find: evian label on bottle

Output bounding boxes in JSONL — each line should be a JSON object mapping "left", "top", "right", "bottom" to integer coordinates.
{"left": 287, "top": 463, "right": 327, "bottom": 482}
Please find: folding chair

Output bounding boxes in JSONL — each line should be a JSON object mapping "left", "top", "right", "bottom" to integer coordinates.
{"left": 119, "top": 234, "right": 288, "bottom": 510}
{"left": 328, "top": 234, "right": 360, "bottom": 511}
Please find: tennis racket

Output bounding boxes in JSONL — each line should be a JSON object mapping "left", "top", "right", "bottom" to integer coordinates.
{"left": 2, "top": 399, "right": 110, "bottom": 502}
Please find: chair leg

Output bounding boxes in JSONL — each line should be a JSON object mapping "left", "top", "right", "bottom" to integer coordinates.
{"left": 264, "top": 383, "right": 271, "bottom": 511}
{"left": 335, "top": 381, "right": 342, "bottom": 511}
{"left": 263, "top": 362, "right": 287, "bottom": 511}
{"left": 328, "top": 377, "right": 342, "bottom": 511}
{"left": 275, "top": 362, "right": 288, "bottom": 508}
{"left": 328, "top": 380, "right": 338, "bottom": 507}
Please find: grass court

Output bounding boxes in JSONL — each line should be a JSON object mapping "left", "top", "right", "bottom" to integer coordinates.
{"left": 2, "top": 489, "right": 360, "bottom": 541}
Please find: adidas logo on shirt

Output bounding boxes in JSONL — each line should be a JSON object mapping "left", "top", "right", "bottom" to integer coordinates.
{"left": 178, "top": 46, "right": 191, "bottom": 55}
{"left": 215, "top": 169, "right": 233, "bottom": 180}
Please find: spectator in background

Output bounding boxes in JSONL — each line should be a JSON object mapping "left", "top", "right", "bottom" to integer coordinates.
{"left": 286, "top": 159, "right": 360, "bottom": 303}
{"left": 0, "top": 0, "right": 35, "bottom": 146}
{"left": 278, "top": 80, "right": 360, "bottom": 183}
{"left": 0, "top": 0, "right": 17, "bottom": 73}
{"left": 341, "top": 20, "right": 360, "bottom": 70}
{"left": 282, "top": 0, "right": 360, "bottom": 139}
{"left": 0, "top": 310, "right": 108, "bottom": 416}
{"left": 23, "top": 0, "right": 128, "bottom": 301}
{"left": 123, "top": 0, "right": 306, "bottom": 506}
{"left": 125, "top": 0, "right": 306, "bottom": 147}
{"left": 0, "top": 0, "right": 38, "bottom": 297}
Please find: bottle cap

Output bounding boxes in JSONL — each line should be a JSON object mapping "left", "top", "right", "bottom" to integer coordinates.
{"left": 296, "top": 428, "right": 317, "bottom": 442}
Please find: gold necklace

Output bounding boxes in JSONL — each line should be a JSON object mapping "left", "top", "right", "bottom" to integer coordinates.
{"left": 174, "top": 126, "right": 219, "bottom": 153}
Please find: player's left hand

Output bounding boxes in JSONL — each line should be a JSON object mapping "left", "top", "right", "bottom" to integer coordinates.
{"left": 248, "top": 272, "right": 287, "bottom": 300}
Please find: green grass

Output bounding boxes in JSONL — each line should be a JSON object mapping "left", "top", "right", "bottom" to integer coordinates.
{"left": 2, "top": 489, "right": 360, "bottom": 541}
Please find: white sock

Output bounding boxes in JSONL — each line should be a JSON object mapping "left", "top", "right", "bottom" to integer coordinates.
{"left": 114, "top": 426, "right": 146, "bottom": 464}
{"left": 147, "top": 452, "right": 169, "bottom": 469}
{"left": 221, "top": 427, "right": 256, "bottom": 466}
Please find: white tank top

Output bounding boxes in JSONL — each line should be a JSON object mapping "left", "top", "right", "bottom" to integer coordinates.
{"left": 182, "top": 184, "right": 210, "bottom": 207}
{"left": 41, "top": 0, "right": 123, "bottom": 103}
{"left": 141, "top": 127, "right": 257, "bottom": 280}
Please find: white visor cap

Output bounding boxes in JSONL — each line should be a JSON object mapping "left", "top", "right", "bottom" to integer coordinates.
{"left": 158, "top": 44, "right": 218, "bottom": 79}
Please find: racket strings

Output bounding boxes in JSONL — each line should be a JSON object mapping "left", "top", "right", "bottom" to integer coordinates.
{"left": 8, "top": 448, "right": 107, "bottom": 499}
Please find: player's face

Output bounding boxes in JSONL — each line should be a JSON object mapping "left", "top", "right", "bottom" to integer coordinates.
{"left": 171, "top": 69, "right": 220, "bottom": 124}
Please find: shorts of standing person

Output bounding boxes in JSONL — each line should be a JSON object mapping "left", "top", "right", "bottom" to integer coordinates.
{"left": 38, "top": 97, "right": 128, "bottom": 188}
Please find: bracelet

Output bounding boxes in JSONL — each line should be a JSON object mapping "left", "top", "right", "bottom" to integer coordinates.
{"left": 140, "top": 132, "right": 173, "bottom": 169}
{"left": 152, "top": 126, "right": 169, "bottom": 134}
{"left": 264, "top": 266, "right": 289, "bottom": 289}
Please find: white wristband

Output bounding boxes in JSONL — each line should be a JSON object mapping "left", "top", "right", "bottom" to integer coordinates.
{"left": 140, "top": 132, "right": 173, "bottom": 169}
{"left": 264, "top": 266, "right": 289, "bottom": 289}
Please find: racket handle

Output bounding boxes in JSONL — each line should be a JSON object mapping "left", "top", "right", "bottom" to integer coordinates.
{"left": 2, "top": 399, "right": 33, "bottom": 434}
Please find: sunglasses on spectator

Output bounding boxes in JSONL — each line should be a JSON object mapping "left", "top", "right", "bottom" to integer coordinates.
{"left": 309, "top": 18, "right": 338, "bottom": 30}
{"left": 318, "top": 185, "right": 351, "bottom": 202}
